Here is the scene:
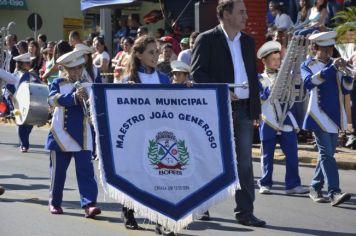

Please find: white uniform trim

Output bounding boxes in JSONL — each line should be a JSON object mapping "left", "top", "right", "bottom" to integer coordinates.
{"left": 305, "top": 61, "right": 348, "bottom": 133}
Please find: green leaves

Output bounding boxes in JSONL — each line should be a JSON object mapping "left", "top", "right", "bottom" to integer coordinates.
{"left": 177, "top": 140, "right": 189, "bottom": 166}
{"left": 332, "top": 7, "right": 356, "bottom": 43}
{"left": 148, "top": 139, "right": 159, "bottom": 165}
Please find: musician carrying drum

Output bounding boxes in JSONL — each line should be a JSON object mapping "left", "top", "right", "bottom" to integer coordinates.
{"left": 0, "top": 52, "right": 42, "bottom": 152}
{"left": 45, "top": 50, "right": 101, "bottom": 218}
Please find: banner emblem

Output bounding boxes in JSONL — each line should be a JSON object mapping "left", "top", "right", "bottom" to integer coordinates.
{"left": 148, "top": 131, "right": 189, "bottom": 173}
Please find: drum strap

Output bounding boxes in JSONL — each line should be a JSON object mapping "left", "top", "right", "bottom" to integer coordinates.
{"left": 18, "top": 72, "right": 41, "bottom": 87}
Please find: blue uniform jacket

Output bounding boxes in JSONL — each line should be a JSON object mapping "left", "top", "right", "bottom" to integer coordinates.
{"left": 301, "top": 58, "right": 353, "bottom": 132}
{"left": 45, "top": 78, "right": 92, "bottom": 152}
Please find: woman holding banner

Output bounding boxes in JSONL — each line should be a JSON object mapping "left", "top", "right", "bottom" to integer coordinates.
{"left": 122, "top": 35, "right": 171, "bottom": 233}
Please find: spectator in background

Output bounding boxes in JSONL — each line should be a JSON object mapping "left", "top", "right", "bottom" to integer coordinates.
{"left": 155, "top": 28, "right": 165, "bottom": 39}
{"left": 68, "top": 31, "right": 82, "bottom": 48}
{"left": 37, "top": 34, "right": 47, "bottom": 51}
{"left": 328, "top": 0, "right": 345, "bottom": 24}
{"left": 4, "top": 34, "right": 19, "bottom": 73}
{"left": 25, "top": 37, "right": 34, "bottom": 44}
{"left": 294, "top": 0, "right": 311, "bottom": 28}
{"left": 157, "top": 43, "right": 174, "bottom": 75}
{"left": 159, "top": 36, "right": 180, "bottom": 56}
{"left": 113, "top": 16, "right": 129, "bottom": 54}
{"left": 28, "top": 40, "right": 42, "bottom": 76}
{"left": 41, "top": 41, "right": 56, "bottom": 86}
{"left": 273, "top": 28, "right": 288, "bottom": 59}
{"left": 112, "top": 37, "right": 134, "bottom": 83}
{"left": 344, "top": 0, "right": 356, "bottom": 7}
{"left": 74, "top": 43, "right": 101, "bottom": 84}
{"left": 127, "top": 14, "right": 141, "bottom": 39}
{"left": 294, "top": 0, "right": 328, "bottom": 36}
{"left": 179, "top": 37, "right": 190, "bottom": 51}
{"left": 16, "top": 40, "right": 28, "bottom": 55}
{"left": 86, "top": 32, "right": 99, "bottom": 49}
{"left": 42, "top": 40, "right": 72, "bottom": 83}
{"left": 177, "top": 32, "right": 199, "bottom": 65}
{"left": 137, "top": 26, "right": 149, "bottom": 38}
{"left": 269, "top": 1, "right": 294, "bottom": 32}
{"left": 92, "top": 36, "right": 110, "bottom": 83}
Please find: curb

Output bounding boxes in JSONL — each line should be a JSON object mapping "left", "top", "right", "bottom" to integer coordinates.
{"left": 252, "top": 149, "right": 356, "bottom": 170}
{"left": 2, "top": 121, "right": 355, "bottom": 170}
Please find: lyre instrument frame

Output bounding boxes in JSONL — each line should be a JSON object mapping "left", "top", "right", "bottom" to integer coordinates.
{"left": 268, "top": 35, "right": 310, "bottom": 127}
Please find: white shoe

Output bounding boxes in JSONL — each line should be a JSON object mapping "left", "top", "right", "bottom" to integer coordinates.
{"left": 286, "top": 186, "right": 309, "bottom": 194}
{"left": 259, "top": 186, "right": 271, "bottom": 194}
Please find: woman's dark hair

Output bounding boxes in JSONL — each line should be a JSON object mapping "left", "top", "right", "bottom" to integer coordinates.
{"left": 29, "top": 41, "right": 40, "bottom": 57}
{"left": 85, "top": 54, "right": 95, "bottom": 82}
{"left": 125, "top": 35, "right": 157, "bottom": 83}
{"left": 53, "top": 40, "right": 72, "bottom": 61}
{"left": 156, "top": 28, "right": 165, "bottom": 38}
{"left": 94, "top": 36, "right": 108, "bottom": 52}
{"left": 315, "top": 0, "right": 327, "bottom": 11}
{"left": 38, "top": 34, "right": 47, "bottom": 43}
{"left": 270, "top": 0, "right": 287, "bottom": 14}
{"left": 122, "top": 37, "right": 134, "bottom": 46}
{"left": 299, "top": 0, "right": 311, "bottom": 22}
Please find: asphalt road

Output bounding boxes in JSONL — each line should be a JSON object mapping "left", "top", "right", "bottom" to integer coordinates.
{"left": 0, "top": 124, "right": 355, "bottom": 236}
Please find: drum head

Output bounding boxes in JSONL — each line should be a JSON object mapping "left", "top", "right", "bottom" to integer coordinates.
{"left": 13, "top": 82, "right": 49, "bottom": 126}
{"left": 13, "top": 82, "right": 30, "bottom": 125}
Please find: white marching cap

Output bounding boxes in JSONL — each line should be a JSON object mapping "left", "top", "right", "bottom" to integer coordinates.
{"left": 171, "top": 60, "right": 190, "bottom": 73}
{"left": 308, "top": 31, "right": 336, "bottom": 46}
{"left": 13, "top": 52, "right": 32, "bottom": 62}
{"left": 74, "top": 43, "right": 95, "bottom": 54}
{"left": 56, "top": 50, "right": 85, "bottom": 68}
{"left": 257, "top": 41, "right": 281, "bottom": 59}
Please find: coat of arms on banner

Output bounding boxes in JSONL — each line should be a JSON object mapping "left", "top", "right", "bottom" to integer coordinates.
{"left": 148, "top": 131, "right": 189, "bottom": 172}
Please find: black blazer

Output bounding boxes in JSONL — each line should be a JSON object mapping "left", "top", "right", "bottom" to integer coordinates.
{"left": 191, "top": 25, "right": 261, "bottom": 120}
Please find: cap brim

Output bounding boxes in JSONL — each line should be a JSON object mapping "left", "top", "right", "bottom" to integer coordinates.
{"left": 63, "top": 57, "right": 86, "bottom": 68}
{"left": 172, "top": 69, "right": 189, "bottom": 73}
{"left": 316, "top": 40, "right": 335, "bottom": 46}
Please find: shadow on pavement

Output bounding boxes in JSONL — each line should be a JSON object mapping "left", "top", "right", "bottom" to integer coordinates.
{"left": 265, "top": 225, "right": 356, "bottom": 236}
{"left": 186, "top": 217, "right": 253, "bottom": 232}
{"left": 1, "top": 183, "right": 49, "bottom": 191}
{"left": 0, "top": 173, "right": 49, "bottom": 180}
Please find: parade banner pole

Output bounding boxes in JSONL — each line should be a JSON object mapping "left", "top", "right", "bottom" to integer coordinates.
{"left": 90, "top": 84, "right": 239, "bottom": 233}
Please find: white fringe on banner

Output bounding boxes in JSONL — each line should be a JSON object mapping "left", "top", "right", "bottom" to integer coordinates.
{"left": 89, "top": 85, "right": 240, "bottom": 233}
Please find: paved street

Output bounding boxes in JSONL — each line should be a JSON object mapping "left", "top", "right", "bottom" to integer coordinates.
{"left": 0, "top": 124, "right": 355, "bottom": 236}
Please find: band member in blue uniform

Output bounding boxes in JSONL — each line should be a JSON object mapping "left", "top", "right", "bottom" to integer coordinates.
{"left": 45, "top": 50, "right": 101, "bottom": 217}
{"left": 121, "top": 35, "right": 171, "bottom": 233}
{"left": 0, "top": 52, "right": 41, "bottom": 152}
{"left": 257, "top": 41, "right": 308, "bottom": 195}
{"left": 301, "top": 31, "right": 353, "bottom": 206}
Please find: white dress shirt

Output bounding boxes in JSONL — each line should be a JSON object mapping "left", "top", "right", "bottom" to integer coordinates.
{"left": 222, "top": 27, "right": 249, "bottom": 99}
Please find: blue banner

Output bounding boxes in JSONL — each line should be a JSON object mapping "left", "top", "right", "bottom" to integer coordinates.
{"left": 80, "top": 0, "right": 135, "bottom": 10}
{"left": 90, "top": 84, "right": 239, "bottom": 233}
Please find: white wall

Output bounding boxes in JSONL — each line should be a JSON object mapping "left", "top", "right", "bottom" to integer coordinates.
{"left": 0, "top": 0, "right": 83, "bottom": 42}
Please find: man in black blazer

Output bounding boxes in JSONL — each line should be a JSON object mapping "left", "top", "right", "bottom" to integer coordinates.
{"left": 5, "top": 34, "right": 19, "bottom": 73}
{"left": 191, "top": 0, "right": 265, "bottom": 227}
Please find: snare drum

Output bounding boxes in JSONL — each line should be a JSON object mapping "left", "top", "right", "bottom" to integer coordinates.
{"left": 12, "top": 82, "right": 49, "bottom": 126}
